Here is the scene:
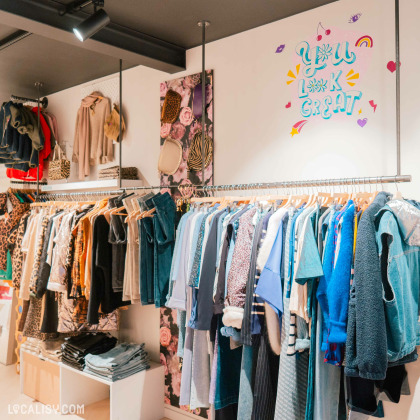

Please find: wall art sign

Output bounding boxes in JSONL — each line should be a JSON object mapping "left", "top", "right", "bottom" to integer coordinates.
{"left": 286, "top": 25, "right": 374, "bottom": 135}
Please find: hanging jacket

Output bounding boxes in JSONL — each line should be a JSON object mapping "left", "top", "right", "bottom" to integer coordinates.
{"left": 375, "top": 200, "right": 420, "bottom": 363}
{"left": 6, "top": 107, "right": 51, "bottom": 180}
{"left": 72, "top": 92, "right": 113, "bottom": 180}
{"left": 345, "top": 192, "right": 390, "bottom": 380}
{"left": 316, "top": 207, "right": 338, "bottom": 350}
{"left": 326, "top": 201, "right": 355, "bottom": 344}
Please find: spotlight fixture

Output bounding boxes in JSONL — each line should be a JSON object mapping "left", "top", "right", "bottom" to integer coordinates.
{"left": 59, "top": 0, "right": 110, "bottom": 42}
{"left": 73, "top": 8, "right": 110, "bottom": 42}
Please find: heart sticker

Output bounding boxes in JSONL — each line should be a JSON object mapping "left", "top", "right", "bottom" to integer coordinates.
{"left": 357, "top": 118, "right": 368, "bottom": 127}
{"left": 285, "top": 102, "right": 291, "bottom": 108}
{"left": 387, "top": 61, "right": 401, "bottom": 73}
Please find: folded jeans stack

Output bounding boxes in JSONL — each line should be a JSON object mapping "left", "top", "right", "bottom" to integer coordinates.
{"left": 98, "top": 166, "right": 138, "bottom": 180}
{"left": 84, "top": 343, "right": 150, "bottom": 381}
{"left": 61, "top": 333, "right": 117, "bottom": 371}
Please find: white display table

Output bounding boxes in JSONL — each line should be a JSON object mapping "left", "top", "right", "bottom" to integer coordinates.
{"left": 20, "top": 348, "right": 164, "bottom": 420}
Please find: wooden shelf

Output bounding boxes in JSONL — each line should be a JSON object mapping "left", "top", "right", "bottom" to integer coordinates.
{"left": 41, "top": 179, "right": 143, "bottom": 192}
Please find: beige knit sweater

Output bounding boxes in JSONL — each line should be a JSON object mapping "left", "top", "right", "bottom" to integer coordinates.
{"left": 72, "top": 92, "right": 114, "bottom": 180}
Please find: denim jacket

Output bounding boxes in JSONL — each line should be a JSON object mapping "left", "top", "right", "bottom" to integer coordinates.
{"left": 375, "top": 200, "right": 420, "bottom": 363}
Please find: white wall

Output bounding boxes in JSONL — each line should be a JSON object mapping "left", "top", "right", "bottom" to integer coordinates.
{"left": 3, "top": 0, "right": 419, "bottom": 417}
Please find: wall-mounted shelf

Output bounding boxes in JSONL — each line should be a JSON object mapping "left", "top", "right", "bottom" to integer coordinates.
{"left": 41, "top": 179, "right": 143, "bottom": 192}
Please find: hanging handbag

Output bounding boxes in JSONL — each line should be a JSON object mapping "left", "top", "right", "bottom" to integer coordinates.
{"left": 104, "top": 104, "right": 126, "bottom": 142}
{"left": 192, "top": 83, "right": 205, "bottom": 120}
{"left": 49, "top": 144, "right": 70, "bottom": 180}
{"left": 187, "top": 130, "right": 213, "bottom": 172}
{"left": 161, "top": 89, "right": 182, "bottom": 123}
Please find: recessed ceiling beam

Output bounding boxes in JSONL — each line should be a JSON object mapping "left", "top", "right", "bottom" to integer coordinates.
{"left": 0, "top": 30, "right": 31, "bottom": 51}
{"left": 0, "top": 0, "right": 186, "bottom": 73}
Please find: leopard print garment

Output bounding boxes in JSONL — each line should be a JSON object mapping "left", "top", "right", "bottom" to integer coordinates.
{"left": 0, "top": 193, "right": 7, "bottom": 215}
{"left": 29, "top": 216, "right": 49, "bottom": 296}
{"left": 70, "top": 225, "right": 84, "bottom": 298}
{"left": 0, "top": 191, "right": 30, "bottom": 271}
{"left": 11, "top": 213, "right": 30, "bottom": 289}
{"left": 7, "top": 224, "right": 19, "bottom": 252}
{"left": 22, "top": 296, "right": 57, "bottom": 340}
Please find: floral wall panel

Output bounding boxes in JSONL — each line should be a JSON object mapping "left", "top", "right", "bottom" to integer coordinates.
{"left": 159, "top": 71, "right": 213, "bottom": 418}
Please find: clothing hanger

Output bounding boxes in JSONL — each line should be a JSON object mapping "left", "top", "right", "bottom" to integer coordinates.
{"left": 135, "top": 207, "right": 156, "bottom": 221}
{"left": 314, "top": 192, "right": 331, "bottom": 206}
{"left": 110, "top": 205, "right": 128, "bottom": 217}
{"left": 126, "top": 199, "right": 147, "bottom": 223}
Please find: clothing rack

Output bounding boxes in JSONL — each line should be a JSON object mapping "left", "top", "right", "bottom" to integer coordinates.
{"left": 10, "top": 94, "right": 48, "bottom": 109}
{"left": 37, "top": 175, "right": 411, "bottom": 201}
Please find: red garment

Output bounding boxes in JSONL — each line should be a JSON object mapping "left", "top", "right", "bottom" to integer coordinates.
{"left": 6, "top": 107, "right": 51, "bottom": 181}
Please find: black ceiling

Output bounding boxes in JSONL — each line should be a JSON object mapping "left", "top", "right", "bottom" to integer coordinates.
{"left": 56, "top": 0, "right": 337, "bottom": 49}
{"left": 0, "top": 22, "right": 130, "bottom": 100}
{"left": 0, "top": 0, "right": 338, "bottom": 101}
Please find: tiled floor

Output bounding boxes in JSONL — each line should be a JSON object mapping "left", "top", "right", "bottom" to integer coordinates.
{"left": 0, "top": 363, "right": 171, "bottom": 420}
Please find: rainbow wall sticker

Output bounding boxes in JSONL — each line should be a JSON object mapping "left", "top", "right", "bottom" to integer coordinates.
{"left": 355, "top": 35, "right": 373, "bottom": 48}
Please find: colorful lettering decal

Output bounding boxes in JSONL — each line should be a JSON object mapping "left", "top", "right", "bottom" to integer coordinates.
{"left": 287, "top": 25, "right": 373, "bottom": 127}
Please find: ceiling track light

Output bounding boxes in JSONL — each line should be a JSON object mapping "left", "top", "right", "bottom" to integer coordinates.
{"left": 59, "top": 0, "right": 110, "bottom": 42}
{"left": 73, "top": 8, "right": 110, "bottom": 42}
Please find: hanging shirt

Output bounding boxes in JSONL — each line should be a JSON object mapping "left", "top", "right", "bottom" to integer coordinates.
{"left": 256, "top": 215, "right": 285, "bottom": 322}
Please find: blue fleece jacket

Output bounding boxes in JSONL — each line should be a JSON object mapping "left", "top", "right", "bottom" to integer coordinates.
{"left": 327, "top": 201, "right": 355, "bottom": 344}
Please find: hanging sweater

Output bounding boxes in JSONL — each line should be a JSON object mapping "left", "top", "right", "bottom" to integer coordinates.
{"left": 72, "top": 92, "right": 113, "bottom": 180}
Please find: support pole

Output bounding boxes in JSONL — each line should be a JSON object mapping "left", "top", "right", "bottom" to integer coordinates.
{"left": 35, "top": 81, "right": 43, "bottom": 199}
{"left": 119, "top": 58, "right": 122, "bottom": 189}
{"left": 198, "top": 20, "right": 210, "bottom": 187}
{"left": 395, "top": 0, "right": 401, "bottom": 175}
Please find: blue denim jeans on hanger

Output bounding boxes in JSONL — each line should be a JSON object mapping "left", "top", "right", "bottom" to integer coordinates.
{"left": 146, "top": 192, "right": 176, "bottom": 307}
{"left": 139, "top": 216, "right": 154, "bottom": 305}
{"left": 214, "top": 315, "right": 242, "bottom": 410}
{"left": 237, "top": 344, "right": 254, "bottom": 420}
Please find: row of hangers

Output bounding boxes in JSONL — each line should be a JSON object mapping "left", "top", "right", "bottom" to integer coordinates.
{"left": 104, "top": 191, "right": 157, "bottom": 222}
{"left": 29, "top": 189, "right": 158, "bottom": 224}
{"left": 188, "top": 186, "right": 383, "bottom": 210}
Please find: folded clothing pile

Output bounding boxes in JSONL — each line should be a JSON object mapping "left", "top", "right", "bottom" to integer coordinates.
{"left": 99, "top": 166, "right": 138, "bottom": 180}
{"left": 61, "top": 333, "right": 117, "bottom": 370}
{"left": 39, "top": 337, "right": 64, "bottom": 362}
{"left": 84, "top": 343, "right": 150, "bottom": 381}
{"left": 21, "top": 337, "right": 41, "bottom": 355}
{"left": 21, "top": 337, "right": 64, "bottom": 362}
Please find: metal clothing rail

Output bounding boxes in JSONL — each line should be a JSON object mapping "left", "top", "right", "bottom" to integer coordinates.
{"left": 10, "top": 94, "right": 48, "bottom": 109}
{"left": 121, "top": 174, "right": 411, "bottom": 191}
{"left": 37, "top": 175, "right": 412, "bottom": 200}
{"left": 191, "top": 175, "right": 412, "bottom": 192}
